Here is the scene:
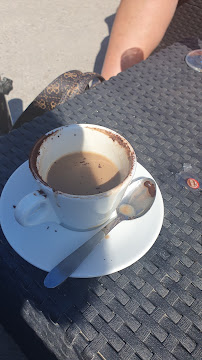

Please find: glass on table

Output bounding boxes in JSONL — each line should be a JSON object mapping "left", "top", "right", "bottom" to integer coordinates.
{"left": 185, "top": 49, "right": 202, "bottom": 72}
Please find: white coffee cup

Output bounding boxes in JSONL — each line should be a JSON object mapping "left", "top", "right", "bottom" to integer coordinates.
{"left": 14, "top": 124, "right": 136, "bottom": 231}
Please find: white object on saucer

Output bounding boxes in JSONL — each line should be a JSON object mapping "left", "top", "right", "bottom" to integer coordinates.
{"left": 0, "top": 161, "right": 164, "bottom": 278}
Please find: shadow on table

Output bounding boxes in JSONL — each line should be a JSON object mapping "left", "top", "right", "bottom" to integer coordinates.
{"left": 0, "top": 257, "right": 101, "bottom": 360}
{"left": 0, "top": 245, "right": 94, "bottom": 359}
{"left": 0, "top": 268, "right": 58, "bottom": 360}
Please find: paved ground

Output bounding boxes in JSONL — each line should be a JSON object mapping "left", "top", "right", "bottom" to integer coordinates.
{"left": 0, "top": 1, "right": 119, "bottom": 357}
{"left": 1, "top": 0, "right": 119, "bottom": 123}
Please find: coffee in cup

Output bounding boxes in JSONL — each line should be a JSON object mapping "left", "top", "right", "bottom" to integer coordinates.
{"left": 47, "top": 151, "right": 122, "bottom": 195}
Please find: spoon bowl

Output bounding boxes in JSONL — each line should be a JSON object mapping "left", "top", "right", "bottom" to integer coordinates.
{"left": 118, "top": 178, "right": 156, "bottom": 220}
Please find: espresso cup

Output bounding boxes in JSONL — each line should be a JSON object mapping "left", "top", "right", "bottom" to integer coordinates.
{"left": 14, "top": 124, "right": 136, "bottom": 231}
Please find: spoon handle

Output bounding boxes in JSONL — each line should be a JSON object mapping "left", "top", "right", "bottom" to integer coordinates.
{"left": 44, "top": 217, "right": 120, "bottom": 288}
{"left": 44, "top": 230, "right": 105, "bottom": 288}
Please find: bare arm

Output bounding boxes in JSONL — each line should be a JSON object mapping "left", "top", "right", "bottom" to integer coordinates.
{"left": 101, "top": 0, "right": 178, "bottom": 80}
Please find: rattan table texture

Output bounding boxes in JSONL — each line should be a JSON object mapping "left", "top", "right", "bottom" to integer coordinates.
{"left": 0, "top": 40, "right": 201, "bottom": 360}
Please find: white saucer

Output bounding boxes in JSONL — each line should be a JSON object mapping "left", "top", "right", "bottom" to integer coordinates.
{"left": 0, "top": 161, "right": 164, "bottom": 278}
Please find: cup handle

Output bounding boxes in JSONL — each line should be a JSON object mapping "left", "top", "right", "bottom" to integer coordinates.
{"left": 14, "top": 191, "right": 60, "bottom": 227}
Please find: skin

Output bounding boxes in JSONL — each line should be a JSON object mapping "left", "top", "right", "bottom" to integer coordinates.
{"left": 101, "top": 0, "right": 179, "bottom": 80}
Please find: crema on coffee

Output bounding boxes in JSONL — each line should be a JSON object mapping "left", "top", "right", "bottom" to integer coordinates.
{"left": 47, "top": 151, "right": 121, "bottom": 195}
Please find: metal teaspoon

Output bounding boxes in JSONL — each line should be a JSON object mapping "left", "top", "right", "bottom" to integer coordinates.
{"left": 44, "top": 177, "right": 156, "bottom": 288}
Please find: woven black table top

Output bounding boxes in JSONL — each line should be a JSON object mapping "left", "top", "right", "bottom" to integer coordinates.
{"left": 0, "top": 32, "right": 202, "bottom": 360}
